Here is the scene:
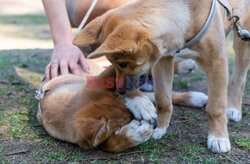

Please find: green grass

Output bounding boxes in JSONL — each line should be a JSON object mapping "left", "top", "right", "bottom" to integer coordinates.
{"left": 0, "top": 86, "right": 10, "bottom": 95}
{"left": 191, "top": 72, "right": 206, "bottom": 81}
{"left": 47, "top": 150, "right": 66, "bottom": 161}
{"left": 0, "top": 15, "right": 48, "bottom": 25}
{"left": 179, "top": 80, "right": 190, "bottom": 88}
{"left": 72, "top": 150, "right": 86, "bottom": 162}
{"left": 0, "top": 54, "right": 13, "bottom": 70}
{"left": 177, "top": 143, "right": 207, "bottom": 157}
{"left": 138, "top": 139, "right": 165, "bottom": 162}
{"left": 231, "top": 134, "right": 250, "bottom": 150}
{"left": 235, "top": 138, "right": 250, "bottom": 149}
{"left": 8, "top": 110, "right": 29, "bottom": 138}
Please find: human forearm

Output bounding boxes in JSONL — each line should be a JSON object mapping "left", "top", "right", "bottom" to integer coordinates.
{"left": 42, "top": 0, "right": 73, "bottom": 46}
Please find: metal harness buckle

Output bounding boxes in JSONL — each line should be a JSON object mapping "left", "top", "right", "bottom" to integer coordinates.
{"left": 232, "top": 15, "right": 250, "bottom": 41}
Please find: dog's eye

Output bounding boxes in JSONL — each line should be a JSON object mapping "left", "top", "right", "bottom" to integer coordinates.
{"left": 118, "top": 62, "right": 128, "bottom": 68}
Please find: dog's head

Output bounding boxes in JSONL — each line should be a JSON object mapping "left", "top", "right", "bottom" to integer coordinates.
{"left": 73, "top": 12, "right": 161, "bottom": 95}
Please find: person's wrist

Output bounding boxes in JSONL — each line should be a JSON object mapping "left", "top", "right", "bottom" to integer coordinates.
{"left": 54, "top": 42, "right": 74, "bottom": 48}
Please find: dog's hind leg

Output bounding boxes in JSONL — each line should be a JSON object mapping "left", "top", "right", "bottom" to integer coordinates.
{"left": 100, "top": 120, "right": 153, "bottom": 152}
{"left": 227, "top": 10, "right": 250, "bottom": 122}
{"left": 143, "top": 92, "right": 208, "bottom": 108}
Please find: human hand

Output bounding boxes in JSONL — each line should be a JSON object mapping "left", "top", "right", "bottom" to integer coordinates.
{"left": 45, "top": 43, "right": 89, "bottom": 81}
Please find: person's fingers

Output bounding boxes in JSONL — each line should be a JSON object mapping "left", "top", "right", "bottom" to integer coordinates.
{"left": 60, "top": 60, "right": 69, "bottom": 75}
{"left": 80, "top": 56, "right": 90, "bottom": 73}
{"left": 69, "top": 62, "right": 80, "bottom": 76}
{"left": 51, "top": 62, "right": 59, "bottom": 79}
{"left": 45, "top": 64, "right": 51, "bottom": 81}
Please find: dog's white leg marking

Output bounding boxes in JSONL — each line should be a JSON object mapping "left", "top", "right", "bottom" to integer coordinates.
{"left": 115, "top": 120, "right": 153, "bottom": 145}
{"left": 226, "top": 107, "right": 242, "bottom": 122}
{"left": 152, "top": 126, "right": 168, "bottom": 139}
{"left": 124, "top": 95, "right": 157, "bottom": 123}
{"left": 207, "top": 134, "right": 231, "bottom": 153}
{"left": 189, "top": 92, "right": 208, "bottom": 108}
{"left": 177, "top": 59, "right": 196, "bottom": 74}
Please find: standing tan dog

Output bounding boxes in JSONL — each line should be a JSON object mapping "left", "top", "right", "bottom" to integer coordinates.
{"left": 73, "top": 0, "right": 249, "bottom": 152}
{"left": 37, "top": 58, "right": 208, "bottom": 152}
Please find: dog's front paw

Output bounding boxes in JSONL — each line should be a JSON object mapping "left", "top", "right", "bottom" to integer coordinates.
{"left": 124, "top": 95, "right": 157, "bottom": 123}
{"left": 207, "top": 134, "right": 231, "bottom": 153}
{"left": 227, "top": 107, "right": 242, "bottom": 122}
{"left": 176, "top": 59, "right": 196, "bottom": 74}
{"left": 117, "top": 120, "right": 153, "bottom": 145}
{"left": 152, "top": 126, "right": 168, "bottom": 139}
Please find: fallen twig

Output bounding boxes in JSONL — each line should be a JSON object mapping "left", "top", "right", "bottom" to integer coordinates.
{"left": 5, "top": 149, "right": 29, "bottom": 156}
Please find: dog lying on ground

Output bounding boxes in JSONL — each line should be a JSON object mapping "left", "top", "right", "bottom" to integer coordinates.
{"left": 37, "top": 58, "right": 207, "bottom": 152}
{"left": 73, "top": 0, "right": 249, "bottom": 152}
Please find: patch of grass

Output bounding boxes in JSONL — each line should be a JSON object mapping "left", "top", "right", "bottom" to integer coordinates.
{"left": 179, "top": 80, "right": 190, "bottom": 88}
{"left": 0, "top": 54, "right": 13, "bottom": 70}
{"left": 0, "top": 86, "right": 10, "bottom": 95}
{"left": 235, "top": 138, "right": 250, "bottom": 149}
{"left": 72, "top": 150, "right": 86, "bottom": 162}
{"left": 0, "top": 106, "right": 5, "bottom": 111}
{"left": 6, "top": 110, "right": 29, "bottom": 138}
{"left": 29, "top": 133, "right": 38, "bottom": 139}
{"left": 178, "top": 143, "right": 207, "bottom": 157}
{"left": 0, "top": 145, "right": 5, "bottom": 162}
{"left": 0, "top": 15, "right": 48, "bottom": 25}
{"left": 191, "top": 73, "right": 206, "bottom": 81}
{"left": 179, "top": 156, "right": 228, "bottom": 163}
{"left": 47, "top": 150, "right": 66, "bottom": 161}
{"left": 234, "top": 122, "right": 247, "bottom": 128}
{"left": 17, "top": 96, "right": 31, "bottom": 106}
{"left": 231, "top": 135, "right": 250, "bottom": 149}
{"left": 242, "top": 108, "right": 249, "bottom": 116}
{"left": 138, "top": 139, "right": 165, "bottom": 162}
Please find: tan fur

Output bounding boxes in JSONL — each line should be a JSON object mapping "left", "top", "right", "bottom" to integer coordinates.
{"left": 73, "top": 0, "right": 249, "bottom": 152}
{"left": 38, "top": 58, "right": 201, "bottom": 152}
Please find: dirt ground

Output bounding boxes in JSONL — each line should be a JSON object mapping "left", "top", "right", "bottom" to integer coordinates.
{"left": 0, "top": 3, "right": 249, "bottom": 164}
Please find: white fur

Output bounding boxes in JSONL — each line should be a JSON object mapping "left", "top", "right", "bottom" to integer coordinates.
{"left": 207, "top": 134, "right": 231, "bottom": 153}
{"left": 189, "top": 92, "right": 208, "bottom": 108}
{"left": 227, "top": 107, "right": 242, "bottom": 122}
{"left": 152, "top": 126, "right": 168, "bottom": 139}
{"left": 93, "top": 123, "right": 107, "bottom": 146}
{"left": 175, "top": 48, "right": 200, "bottom": 59}
{"left": 97, "top": 60, "right": 111, "bottom": 69}
{"left": 115, "top": 120, "right": 153, "bottom": 145}
{"left": 177, "top": 59, "right": 196, "bottom": 74}
{"left": 124, "top": 95, "right": 157, "bottom": 123}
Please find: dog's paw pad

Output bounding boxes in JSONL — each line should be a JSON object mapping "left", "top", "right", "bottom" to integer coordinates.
{"left": 177, "top": 59, "right": 196, "bottom": 74}
{"left": 189, "top": 92, "right": 208, "bottom": 108}
{"left": 207, "top": 135, "right": 231, "bottom": 153}
{"left": 227, "top": 107, "right": 242, "bottom": 122}
{"left": 152, "top": 126, "right": 168, "bottom": 139}
{"left": 124, "top": 95, "right": 157, "bottom": 123}
{"left": 121, "top": 120, "right": 153, "bottom": 144}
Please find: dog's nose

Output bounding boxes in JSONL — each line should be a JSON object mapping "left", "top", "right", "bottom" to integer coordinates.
{"left": 117, "top": 88, "right": 126, "bottom": 95}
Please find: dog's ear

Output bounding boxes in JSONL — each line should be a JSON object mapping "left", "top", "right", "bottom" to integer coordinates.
{"left": 88, "top": 36, "right": 138, "bottom": 59}
{"left": 73, "top": 16, "right": 103, "bottom": 47}
{"left": 87, "top": 25, "right": 142, "bottom": 59}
